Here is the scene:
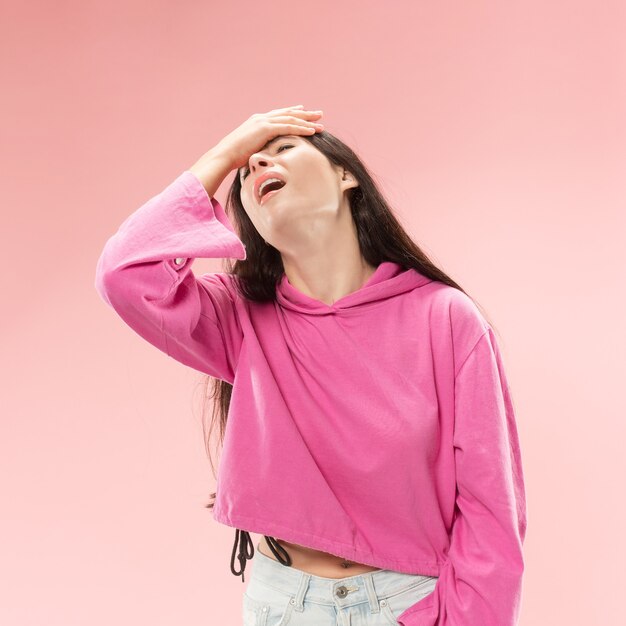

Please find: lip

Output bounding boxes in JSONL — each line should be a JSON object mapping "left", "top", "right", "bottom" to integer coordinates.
{"left": 254, "top": 170, "right": 287, "bottom": 203}
{"left": 259, "top": 186, "right": 286, "bottom": 205}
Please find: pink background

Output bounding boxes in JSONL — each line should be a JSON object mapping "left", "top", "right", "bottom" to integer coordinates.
{"left": 2, "top": 1, "right": 625, "bottom": 624}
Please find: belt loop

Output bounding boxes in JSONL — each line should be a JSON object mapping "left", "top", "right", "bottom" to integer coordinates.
{"left": 362, "top": 572, "right": 380, "bottom": 614}
{"left": 293, "top": 571, "right": 311, "bottom": 612}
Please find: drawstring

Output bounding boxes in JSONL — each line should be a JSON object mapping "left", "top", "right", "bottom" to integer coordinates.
{"left": 230, "top": 529, "right": 292, "bottom": 581}
{"left": 264, "top": 535, "right": 293, "bottom": 566}
{"left": 230, "top": 529, "right": 254, "bottom": 582}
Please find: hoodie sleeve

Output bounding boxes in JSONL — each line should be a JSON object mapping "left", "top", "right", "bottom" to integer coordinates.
{"left": 94, "top": 170, "right": 247, "bottom": 384}
{"left": 399, "top": 326, "right": 527, "bottom": 626}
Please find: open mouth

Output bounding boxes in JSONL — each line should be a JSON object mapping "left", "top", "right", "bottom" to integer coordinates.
{"left": 259, "top": 180, "right": 286, "bottom": 204}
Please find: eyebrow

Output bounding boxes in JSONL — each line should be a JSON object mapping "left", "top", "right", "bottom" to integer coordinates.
{"left": 262, "top": 135, "right": 291, "bottom": 151}
{"left": 238, "top": 136, "right": 299, "bottom": 174}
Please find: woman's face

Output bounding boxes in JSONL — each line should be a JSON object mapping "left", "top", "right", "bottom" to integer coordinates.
{"left": 237, "top": 135, "right": 356, "bottom": 248}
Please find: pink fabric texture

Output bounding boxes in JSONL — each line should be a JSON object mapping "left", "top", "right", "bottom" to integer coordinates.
{"left": 95, "top": 170, "right": 527, "bottom": 625}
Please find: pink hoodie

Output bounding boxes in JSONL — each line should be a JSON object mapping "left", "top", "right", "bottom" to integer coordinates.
{"left": 95, "top": 170, "right": 527, "bottom": 626}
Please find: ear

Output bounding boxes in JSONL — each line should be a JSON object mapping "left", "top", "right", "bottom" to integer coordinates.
{"left": 338, "top": 167, "right": 359, "bottom": 192}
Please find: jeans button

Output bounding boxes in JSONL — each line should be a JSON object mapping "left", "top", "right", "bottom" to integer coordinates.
{"left": 336, "top": 585, "right": 348, "bottom": 598}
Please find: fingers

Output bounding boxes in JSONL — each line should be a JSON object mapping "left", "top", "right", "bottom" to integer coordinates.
{"left": 268, "top": 114, "right": 324, "bottom": 134}
{"left": 270, "top": 114, "right": 323, "bottom": 125}
{"left": 267, "top": 105, "right": 323, "bottom": 119}
{"left": 279, "top": 123, "right": 323, "bottom": 135}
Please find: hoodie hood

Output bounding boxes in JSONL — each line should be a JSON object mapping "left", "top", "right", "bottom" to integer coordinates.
{"left": 275, "top": 261, "right": 434, "bottom": 315}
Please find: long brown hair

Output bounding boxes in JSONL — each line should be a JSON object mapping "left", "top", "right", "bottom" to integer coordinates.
{"left": 202, "top": 129, "right": 493, "bottom": 509}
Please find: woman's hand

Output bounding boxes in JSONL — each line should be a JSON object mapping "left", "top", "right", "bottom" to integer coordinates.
{"left": 214, "top": 105, "right": 324, "bottom": 170}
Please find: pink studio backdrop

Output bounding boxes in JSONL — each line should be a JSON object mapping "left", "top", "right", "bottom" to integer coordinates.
{"left": 1, "top": 1, "right": 624, "bottom": 625}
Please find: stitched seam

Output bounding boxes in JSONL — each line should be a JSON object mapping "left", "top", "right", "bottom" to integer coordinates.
{"left": 454, "top": 327, "right": 490, "bottom": 381}
{"left": 160, "top": 311, "right": 170, "bottom": 356}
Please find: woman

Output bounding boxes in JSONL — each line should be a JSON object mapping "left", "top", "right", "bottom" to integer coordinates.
{"left": 95, "top": 105, "right": 527, "bottom": 625}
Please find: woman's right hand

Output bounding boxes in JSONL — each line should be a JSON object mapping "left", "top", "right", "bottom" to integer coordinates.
{"left": 214, "top": 105, "right": 324, "bottom": 171}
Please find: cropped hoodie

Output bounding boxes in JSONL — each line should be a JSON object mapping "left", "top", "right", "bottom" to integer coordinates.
{"left": 94, "top": 170, "right": 527, "bottom": 626}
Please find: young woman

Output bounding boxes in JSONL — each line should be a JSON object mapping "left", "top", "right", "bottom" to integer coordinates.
{"left": 95, "top": 105, "right": 527, "bottom": 626}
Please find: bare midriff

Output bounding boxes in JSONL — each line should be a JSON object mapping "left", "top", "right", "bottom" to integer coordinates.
{"left": 257, "top": 536, "right": 382, "bottom": 578}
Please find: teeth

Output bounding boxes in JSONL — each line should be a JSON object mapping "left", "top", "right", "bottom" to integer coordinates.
{"left": 259, "top": 178, "right": 284, "bottom": 199}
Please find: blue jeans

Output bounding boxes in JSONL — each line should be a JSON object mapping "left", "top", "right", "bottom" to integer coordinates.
{"left": 242, "top": 544, "right": 439, "bottom": 625}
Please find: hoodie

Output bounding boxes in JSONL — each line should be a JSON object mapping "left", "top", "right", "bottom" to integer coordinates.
{"left": 94, "top": 169, "right": 527, "bottom": 626}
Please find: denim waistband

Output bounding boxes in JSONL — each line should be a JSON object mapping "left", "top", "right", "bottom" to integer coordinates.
{"left": 248, "top": 542, "right": 438, "bottom": 610}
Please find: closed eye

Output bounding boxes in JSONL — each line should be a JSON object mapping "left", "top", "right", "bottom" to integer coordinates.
{"left": 241, "top": 143, "right": 293, "bottom": 180}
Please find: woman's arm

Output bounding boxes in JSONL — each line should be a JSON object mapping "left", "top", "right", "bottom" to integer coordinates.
{"left": 447, "top": 326, "right": 526, "bottom": 623}
{"left": 400, "top": 325, "right": 527, "bottom": 626}
{"left": 94, "top": 105, "right": 323, "bottom": 381}
{"left": 94, "top": 153, "right": 246, "bottom": 384}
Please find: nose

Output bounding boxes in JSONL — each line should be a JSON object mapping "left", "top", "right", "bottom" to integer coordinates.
{"left": 247, "top": 152, "right": 274, "bottom": 173}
